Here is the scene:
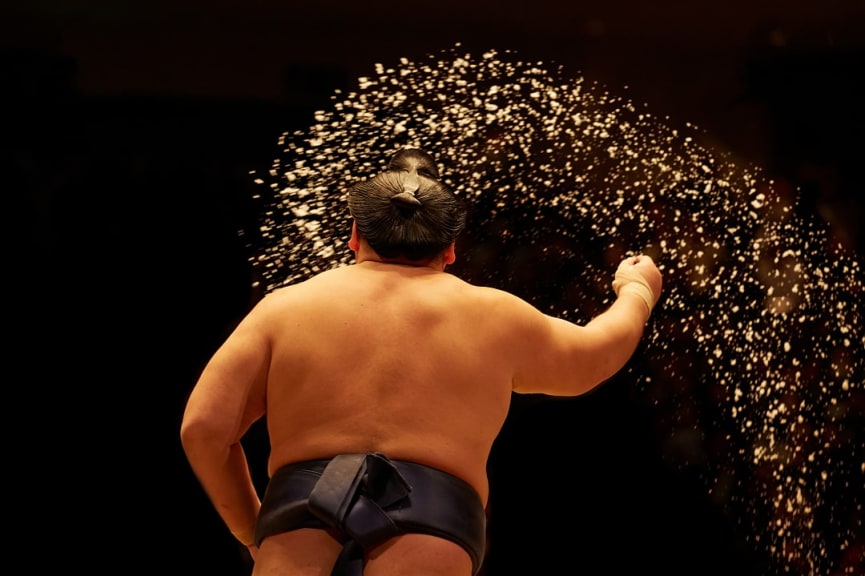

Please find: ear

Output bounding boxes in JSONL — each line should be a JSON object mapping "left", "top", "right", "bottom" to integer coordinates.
{"left": 349, "top": 221, "right": 360, "bottom": 252}
{"left": 443, "top": 243, "right": 456, "bottom": 265}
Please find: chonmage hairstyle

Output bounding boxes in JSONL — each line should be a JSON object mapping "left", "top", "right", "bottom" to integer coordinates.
{"left": 348, "top": 148, "right": 467, "bottom": 261}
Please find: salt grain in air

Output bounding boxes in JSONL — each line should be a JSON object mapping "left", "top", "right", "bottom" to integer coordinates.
{"left": 245, "top": 45, "right": 864, "bottom": 576}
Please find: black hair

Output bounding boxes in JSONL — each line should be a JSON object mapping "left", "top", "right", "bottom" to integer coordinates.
{"left": 348, "top": 148, "right": 467, "bottom": 261}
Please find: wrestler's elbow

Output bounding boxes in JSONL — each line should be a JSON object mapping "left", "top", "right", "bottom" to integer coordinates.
{"left": 180, "top": 416, "right": 232, "bottom": 466}
{"left": 555, "top": 338, "right": 641, "bottom": 394}
{"left": 180, "top": 419, "right": 208, "bottom": 463}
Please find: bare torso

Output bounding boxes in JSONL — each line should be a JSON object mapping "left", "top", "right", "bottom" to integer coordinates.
{"left": 263, "top": 261, "right": 518, "bottom": 501}
{"left": 253, "top": 261, "right": 517, "bottom": 574}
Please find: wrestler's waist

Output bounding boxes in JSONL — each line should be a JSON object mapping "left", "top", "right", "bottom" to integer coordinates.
{"left": 268, "top": 457, "right": 482, "bottom": 504}
{"left": 254, "top": 454, "right": 487, "bottom": 573}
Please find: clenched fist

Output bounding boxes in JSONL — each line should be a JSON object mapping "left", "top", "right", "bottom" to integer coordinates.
{"left": 611, "top": 255, "right": 663, "bottom": 313}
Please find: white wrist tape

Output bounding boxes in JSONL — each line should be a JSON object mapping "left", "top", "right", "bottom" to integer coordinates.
{"left": 612, "top": 264, "right": 655, "bottom": 314}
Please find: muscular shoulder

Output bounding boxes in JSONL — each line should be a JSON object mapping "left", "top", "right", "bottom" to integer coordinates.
{"left": 255, "top": 267, "right": 350, "bottom": 307}
{"left": 445, "top": 281, "right": 553, "bottom": 338}
{"left": 255, "top": 267, "right": 548, "bottom": 334}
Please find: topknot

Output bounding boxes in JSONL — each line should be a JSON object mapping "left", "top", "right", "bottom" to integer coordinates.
{"left": 348, "top": 147, "right": 466, "bottom": 260}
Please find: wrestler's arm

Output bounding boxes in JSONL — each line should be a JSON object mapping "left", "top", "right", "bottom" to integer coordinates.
{"left": 180, "top": 300, "right": 271, "bottom": 548}
{"left": 511, "top": 256, "right": 661, "bottom": 396}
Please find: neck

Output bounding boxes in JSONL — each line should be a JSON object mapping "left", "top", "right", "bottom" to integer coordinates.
{"left": 354, "top": 247, "right": 445, "bottom": 271}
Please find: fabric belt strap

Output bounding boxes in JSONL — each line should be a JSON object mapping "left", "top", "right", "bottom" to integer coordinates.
{"left": 254, "top": 453, "right": 486, "bottom": 575}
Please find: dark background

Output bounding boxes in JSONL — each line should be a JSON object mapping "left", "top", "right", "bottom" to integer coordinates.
{"left": 10, "top": 1, "right": 863, "bottom": 574}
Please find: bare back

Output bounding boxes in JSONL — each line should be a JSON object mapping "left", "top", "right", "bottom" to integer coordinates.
{"left": 262, "top": 261, "right": 516, "bottom": 504}
{"left": 248, "top": 261, "right": 522, "bottom": 575}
